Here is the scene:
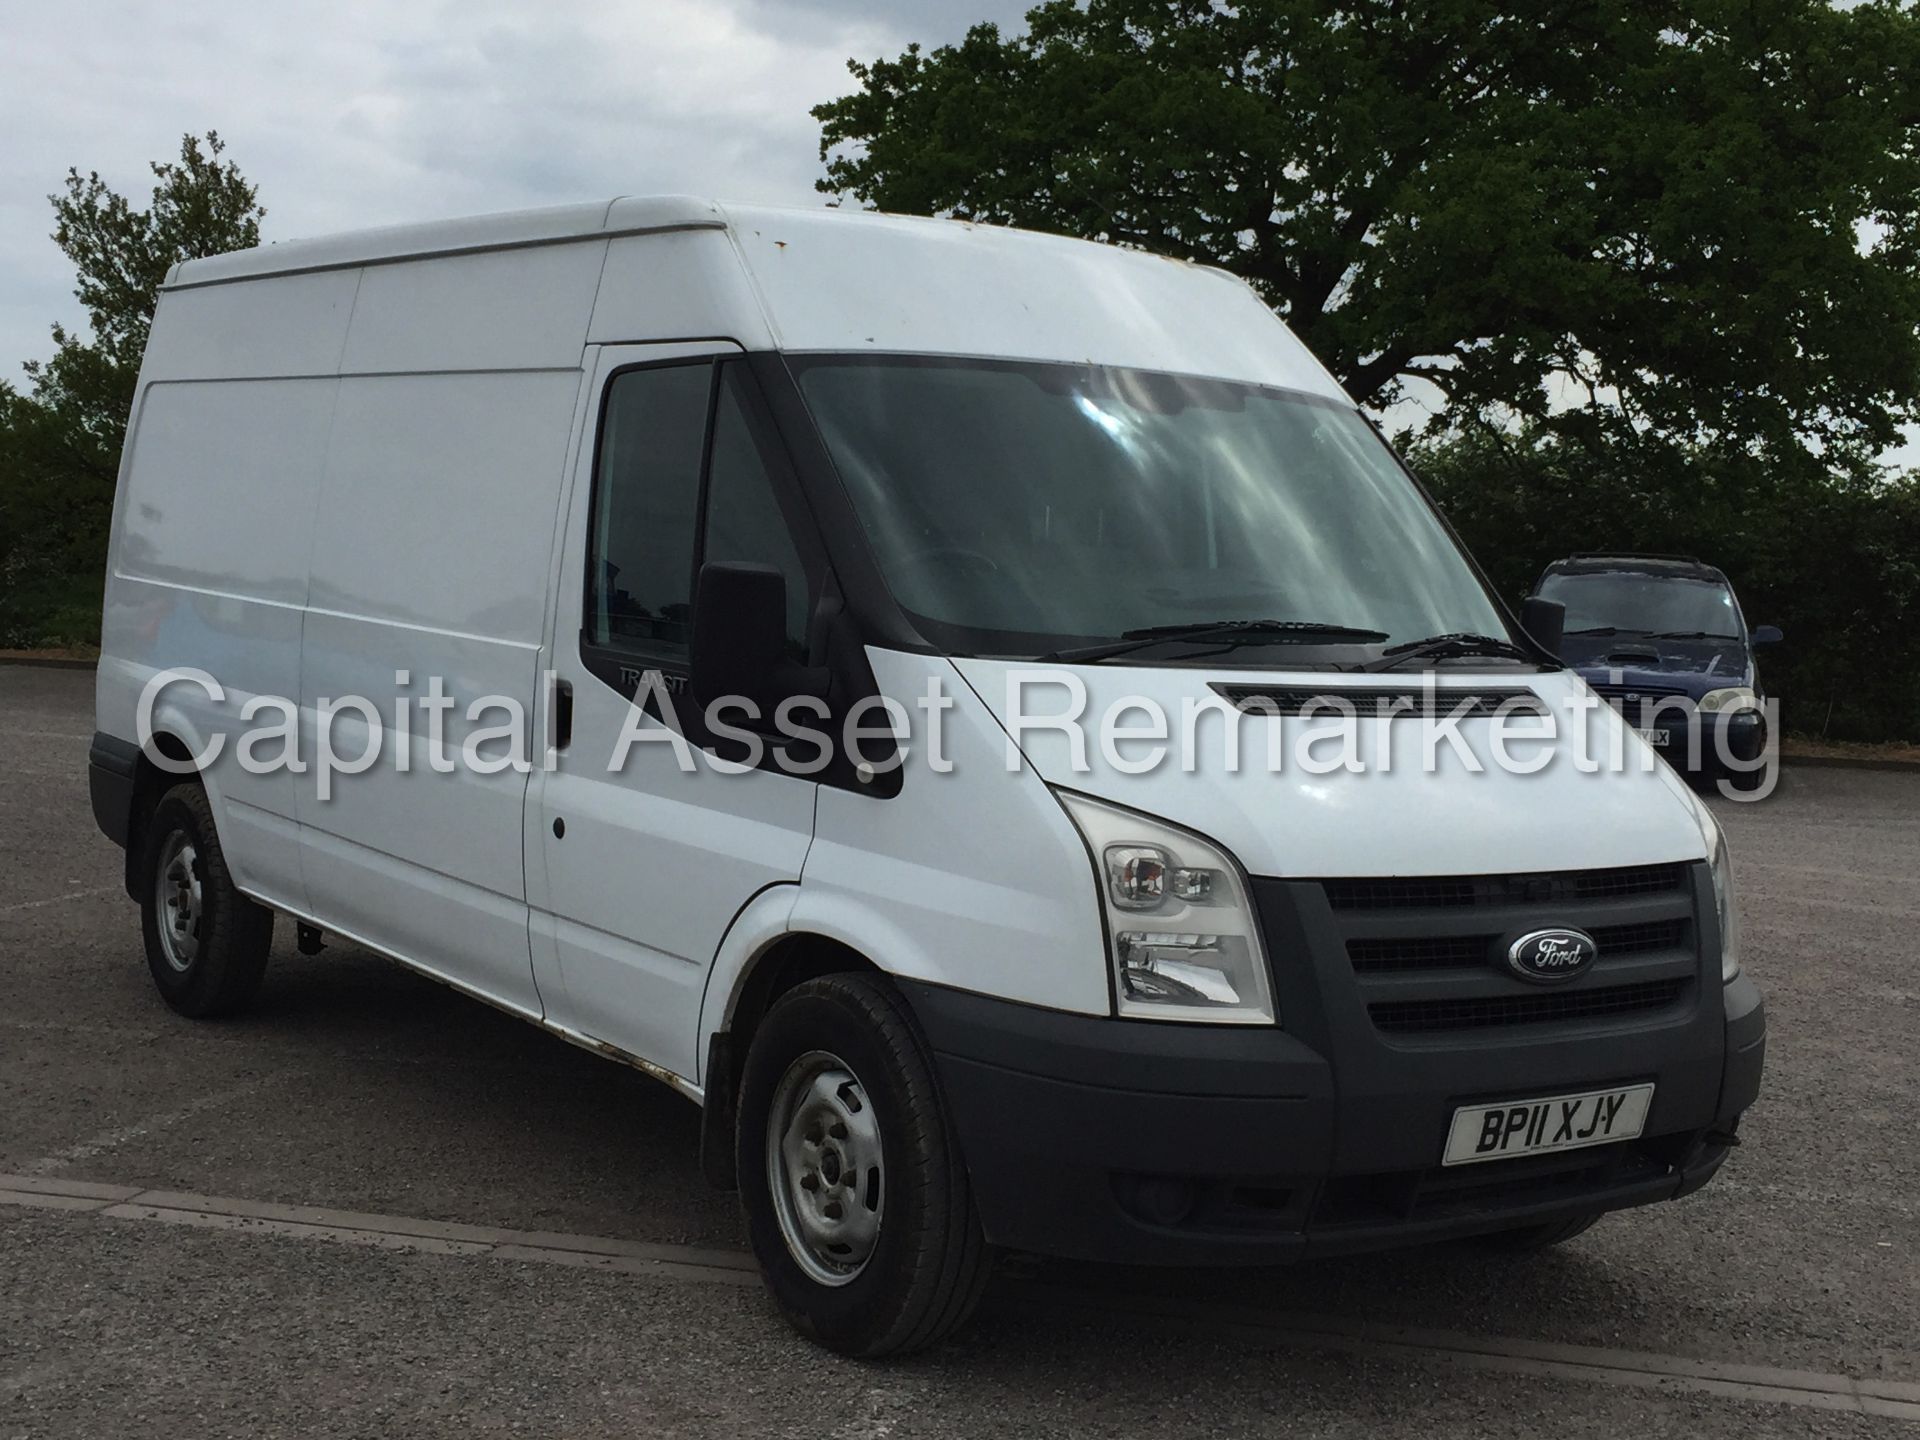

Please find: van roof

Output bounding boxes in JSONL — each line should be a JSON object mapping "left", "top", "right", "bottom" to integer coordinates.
{"left": 155, "top": 197, "right": 1350, "bottom": 401}
{"left": 165, "top": 195, "right": 732, "bottom": 289}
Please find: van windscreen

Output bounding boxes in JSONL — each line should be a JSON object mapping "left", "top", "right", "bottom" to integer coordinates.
{"left": 791, "top": 355, "right": 1510, "bottom": 662}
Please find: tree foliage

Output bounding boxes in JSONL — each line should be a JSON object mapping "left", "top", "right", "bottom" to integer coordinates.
{"left": 817, "top": 2, "right": 1920, "bottom": 741}
{"left": 816, "top": 0, "right": 1920, "bottom": 468}
{"left": 1, "top": 133, "right": 263, "bottom": 647}
{"left": 27, "top": 130, "right": 264, "bottom": 460}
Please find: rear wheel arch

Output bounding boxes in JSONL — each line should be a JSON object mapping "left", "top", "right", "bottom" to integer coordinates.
{"left": 123, "top": 733, "right": 204, "bottom": 900}
{"left": 136, "top": 779, "right": 274, "bottom": 1018}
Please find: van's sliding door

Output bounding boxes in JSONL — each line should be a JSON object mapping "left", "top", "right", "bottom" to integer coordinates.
{"left": 295, "top": 368, "right": 581, "bottom": 1017}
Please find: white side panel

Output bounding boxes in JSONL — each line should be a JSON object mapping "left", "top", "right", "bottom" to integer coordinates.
{"left": 720, "top": 203, "right": 1347, "bottom": 398}
{"left": 534, "top": 695, "right": 818, "bottom": 1082}
{"left": 297, "top": 370, "right": 581, "bottom": 1014}
{"left": 100, "top": 378, "right": 337, "bottom": 905}
{"left": 139, "top": 271, "right": 360, "bottom": 382}
{"left": 305, "top": 373, "right": 579, "bottom": 638}
{"left": 694, "top": 884, "right": 801, "bottom": 1086}
{"left": 338, "top": 241, "right": 607, "bottom": 375}
{"left": 114, "top": 380, "right": 332, "bottom": 607}
{"left": 950, "top": 660, "right": 1716, "bottom": 879}
{"left": 587, "top": 230, "right": 775, "bottom": 347}
{"left": 796, "top": 649, "right": 1112, "bottom": 1017}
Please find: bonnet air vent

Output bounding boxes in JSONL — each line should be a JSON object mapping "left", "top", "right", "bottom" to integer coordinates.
{"left": 1209, "top": 685, "right": 1548, "bottom": 719}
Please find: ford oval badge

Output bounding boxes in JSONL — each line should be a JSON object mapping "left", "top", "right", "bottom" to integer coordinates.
{"left": 1506, "top": 928, "right": 1597, "bottom": 984}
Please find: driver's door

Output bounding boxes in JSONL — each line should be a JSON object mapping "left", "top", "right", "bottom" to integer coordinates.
{"left": 526, "top": 343, "right": 821, "bottom": 1086}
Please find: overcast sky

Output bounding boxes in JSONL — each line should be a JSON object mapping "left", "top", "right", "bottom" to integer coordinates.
{"left": 4, "top": 1, "right": 1911, "bottom": 467}
{"left": 0, "top": 0, "right": 1032, "bottom": 376}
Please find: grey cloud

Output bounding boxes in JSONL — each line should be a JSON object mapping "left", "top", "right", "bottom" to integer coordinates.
{"left": 0, "top": 0, "right": 1009, "bottom": 378}
{"left": 738, "top": 0, "right": 1033, "bottom": 48}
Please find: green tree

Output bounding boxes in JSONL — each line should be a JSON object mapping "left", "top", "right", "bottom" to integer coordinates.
{"left": 815, "top": 0, "right": 1920, "bottom": 469}
{"left": 0, "top": 132, "right": 263, "bottom": 647}
{"left": 28, "top": 130, "right": 265, "bottom": 464}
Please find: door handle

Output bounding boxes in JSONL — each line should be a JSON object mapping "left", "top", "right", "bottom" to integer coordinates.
{"left": 554, "top": 678, "right": 574, "bottom": 752}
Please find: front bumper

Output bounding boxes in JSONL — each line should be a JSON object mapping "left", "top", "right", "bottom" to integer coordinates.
{"left": 1640, "top": 709, "right": 1767, "bottom": 776}
{"left": 902, "top": 865, "right": 1765, "bottom": 1266}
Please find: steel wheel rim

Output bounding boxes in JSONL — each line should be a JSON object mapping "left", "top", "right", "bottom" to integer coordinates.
{"left": 766, "top": 1049, "right": 885, "bottom": 1287}
{"left": 155, "top": 832, "right": 203, "bottom": 973}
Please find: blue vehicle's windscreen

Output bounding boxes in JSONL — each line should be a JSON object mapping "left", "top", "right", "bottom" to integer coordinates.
{"left": 1538, "top": 573, "right": 1740, "bottom": 638}
{"left": 792, "top": 355, "right": 1511, "bottom": 659}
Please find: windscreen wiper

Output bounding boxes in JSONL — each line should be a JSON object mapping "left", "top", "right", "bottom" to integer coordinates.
{"left": 1364, "top": 632, "right": 1535, "bottom": 672}
{"left": 1566, "top": 626, "right": 1644, "bottom": 636}
{"left": 1040, "top": 619, "right": 1390, "bottom": 664}
{"left": 1648, "top": 630, "right": 1733, "bottom": 640}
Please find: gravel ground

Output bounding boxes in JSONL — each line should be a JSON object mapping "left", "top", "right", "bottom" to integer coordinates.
{"left": 2, "top": 665, "right": 1915, "bottom": 1435}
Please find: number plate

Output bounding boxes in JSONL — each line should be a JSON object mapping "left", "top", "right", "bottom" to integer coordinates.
{"left": 1443, "top": 1084, "right": 1655, "bottom": 1166}
{"left": 1634, "top": 727, "right": 1671, "bottom": 746}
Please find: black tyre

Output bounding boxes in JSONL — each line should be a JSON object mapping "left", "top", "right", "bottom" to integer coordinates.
{"left": 1474, "top": 1211, "right": 1603, "bottom": 1252}
{"left": 736, "top": 973, "right": 990, "bottom": 1357}
{"left": 138, "top": 783, "right": 273, "bottom": 1018}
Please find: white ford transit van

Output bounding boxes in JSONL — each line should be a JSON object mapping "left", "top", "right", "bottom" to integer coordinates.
{"left": 88, "top": 197, "right": 1764, "bottom": 1356}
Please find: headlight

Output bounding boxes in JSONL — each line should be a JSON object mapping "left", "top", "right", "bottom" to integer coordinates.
{"left": 1707, "top": 820, "right": 1741, "bottom": 982}
{"left": 1699, "top": 686, "right": 1760, "bottom": 714}
{"left": 1054, "top": 790, "right": 1275, "bottom": 1024}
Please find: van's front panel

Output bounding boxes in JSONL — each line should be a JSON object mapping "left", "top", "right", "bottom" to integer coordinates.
{"left": 900, "top": 857, "right": 1760, "bottom": 1262}
{"left": 1257, "top": 861, "right": 1743, "bottom": 1240}
{"left": 795, "top": 651, "right": 1765, "bottom": 1265}
{"left": 778, "top": 348, "right": 1765, "bottom": 1267}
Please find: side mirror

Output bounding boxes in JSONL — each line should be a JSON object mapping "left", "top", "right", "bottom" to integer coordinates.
{"left": 1751, "top": 624, "right": 1784, "bottom": 646}
{"left": 1519, "top": 595, "right": 1565, "bottom": 657}
{"left": 690, "top": 561, "right": 827, "bottom": 716}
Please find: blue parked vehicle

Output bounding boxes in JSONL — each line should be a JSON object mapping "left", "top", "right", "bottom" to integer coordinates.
{"left": 1530, "top": 554, "right": 1782, "bottom": 790}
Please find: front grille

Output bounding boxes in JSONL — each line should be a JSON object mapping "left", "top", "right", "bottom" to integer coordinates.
{"left": 1369, "top": 978, "right": 1689, "bottom": 1034}
{"left": 1324, "top": 863, "right": 1686, "bottom": 911}
{"left": 1312, "top": 861, "right": 1701, "bottom": 1037}
{"left": 1210, "top": 684, "right": 1546, "bottom": 719}
{"left": 1591, "top": 917, "right": 1688, "bottom": 955}
{"left": 1591, "top": 682, "right": 1688, "bottom": 702}
{"left": 1572, "top": 864, "right": 1688, "bottom": 900}
{"left": 1326, "top": 876, "right": 1478, "bottom": 910}
{"left": 1346, "top": 917, "right": 1688, "bottom": 974}
{"left": 1592, "top": 683, "right": 1694, "bottom": 724}
{"left": 1349, "top": 935, "right": 1487, "bottom": 973}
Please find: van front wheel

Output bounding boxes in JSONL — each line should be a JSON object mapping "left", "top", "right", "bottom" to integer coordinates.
{"left": 139, "top": 784, "right": 273, "bottom": 1018}
{"left": 736, "top": 973, "right": 989, "bottom": 1357}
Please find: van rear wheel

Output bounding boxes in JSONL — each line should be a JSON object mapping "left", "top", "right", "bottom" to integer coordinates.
{"left": 736, "top": 973, "right": 990, "bottom": 1357}
{"left": 139, "top": 783, "right": 273, "bottom": 1018}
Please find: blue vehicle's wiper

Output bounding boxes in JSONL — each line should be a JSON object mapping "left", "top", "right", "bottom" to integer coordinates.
{"left": 1648, "top": 630, "right": 1738, "bottom": 640}
{"left": 1364, "top": 632, "right": 1534, "bottom": 672}
{"left": 1040, "top": 619, "right": 1390, "bottom": 664}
